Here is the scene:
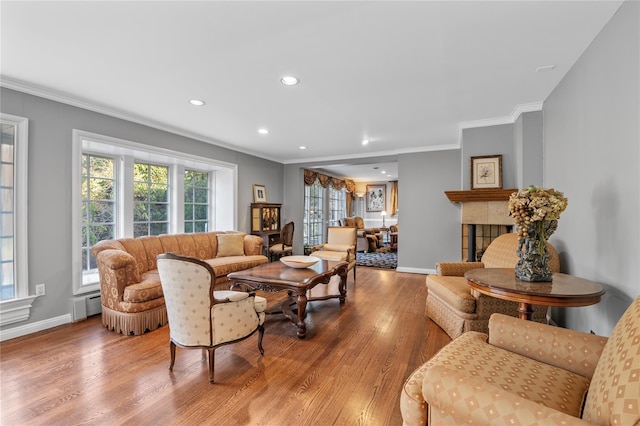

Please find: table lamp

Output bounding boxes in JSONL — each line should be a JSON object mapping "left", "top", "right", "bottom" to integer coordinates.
{"left": 381, "top": 210, "right": 387, "bottom": 227}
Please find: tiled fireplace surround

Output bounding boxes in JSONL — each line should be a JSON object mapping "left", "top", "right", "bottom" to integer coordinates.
{"left": 445, "top": 189, "right": 516, "bottom": 261}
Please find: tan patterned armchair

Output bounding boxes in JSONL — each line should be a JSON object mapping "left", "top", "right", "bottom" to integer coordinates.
{"left": 157, "top": 253, "right": 267, "bottom": 383}
{"left": 341, "top": 216, "right": 382, "bottom": 252}
{"left": 426, "top": 233, "right": 559, "bottom": 339}
{"left": 401, "top": 296, "right": 640, "bottom": 425}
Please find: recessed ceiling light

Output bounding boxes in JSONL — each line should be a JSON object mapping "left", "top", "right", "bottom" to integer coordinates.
{"left": 362, "top": 139, "right": 370, "bottom": 145}
{"left": 536, "top": 65, "right": 555, "bottom": 73}
{"left": 281, "top": 76, "right": 299, "bottom": 86}
{"left": 299, "top": 146, "right": 307, "bottom": 150}
{"left": 381, "top": 171, "right": 386, "bottom": 174}
{"left": 188, "top": 99, "right": 206, "bottom": 106}
{"left": 258, "top": 128, "right": 269, "bottom": 135}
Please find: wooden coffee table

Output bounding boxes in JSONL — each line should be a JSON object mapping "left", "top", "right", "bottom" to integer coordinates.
{"left": 465, "top": 268, "right": 605, "bottom": 321}
{"left": 227, "top": 260, "right": 348, "bottom": 339}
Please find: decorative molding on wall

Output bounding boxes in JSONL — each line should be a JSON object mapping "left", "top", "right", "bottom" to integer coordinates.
{"left": 457, "top": 102, "right": 543, "bottom": 145}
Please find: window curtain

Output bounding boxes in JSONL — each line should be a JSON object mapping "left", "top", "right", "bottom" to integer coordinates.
{"left": 390, "top": 180, "right": 398, "bottom": 216}
{"left": 303, "top": 169, "right": 356, "bottom": 217}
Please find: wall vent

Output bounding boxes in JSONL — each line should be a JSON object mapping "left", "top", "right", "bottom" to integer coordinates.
{"left": 71, "top": 294, "right": 102, "bottom": 322}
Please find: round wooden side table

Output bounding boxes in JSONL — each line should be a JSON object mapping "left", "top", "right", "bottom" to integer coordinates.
{"left": 464, "top": 268, "right": 605, "bottom": 321}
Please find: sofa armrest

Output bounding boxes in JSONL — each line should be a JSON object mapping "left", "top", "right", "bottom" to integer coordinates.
{"left": 489, "top": 313, "right": 608, "bottom": 379}
{"left": 436, "top": 262, "right": 484, "bottom": 276}
{"left": 423, "top": 365, "right": 589, "bottom": 425}
{"left": 95, "top": 249, "right": 141, "bottom": 303}
{"left": 243, "top": 234, "right": 265, "bottom": 256}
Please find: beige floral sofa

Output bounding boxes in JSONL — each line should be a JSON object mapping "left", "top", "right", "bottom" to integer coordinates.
{"left": 91, "top": 232, "right": 268, "bottom": 336}
{"left": 401, "top": 296, "right": 639, "bottom": 426}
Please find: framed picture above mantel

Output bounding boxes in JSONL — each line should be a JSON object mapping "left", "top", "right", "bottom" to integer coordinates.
{"left": 470, "top": 155, "right": 502, "bottom": 190}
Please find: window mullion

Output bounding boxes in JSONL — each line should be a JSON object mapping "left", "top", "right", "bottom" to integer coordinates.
{"left": 172, "top": 165, "right": 184, "bottom": 234}
{"left": 120, "top": 155, "right": 134, "bottom": 238}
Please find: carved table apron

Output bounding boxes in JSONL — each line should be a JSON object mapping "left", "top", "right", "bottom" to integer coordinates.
{"left": 228, "top": 260, "right": 348, "bottom": 338}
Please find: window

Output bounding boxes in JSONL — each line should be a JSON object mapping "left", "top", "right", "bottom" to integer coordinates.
{"left": 303, "top": 182, "right": 324, "bottom": 246}
{"left": 72, "top": 130, "right": 237, "bottom": 295}
{"left": 133, "top": 162, "right": 169, "bottom": 237}
{"left": 184, "top": 170, "right": 209, "bottom": 233}
{"left": 0, "top": 123, "right": 16, "bottom": 301}
{"left": 81, "top": 154, "right": 116, "bottom": 275}
{"left": 329, "top": 187, "right": 347, "bottom": 227}
{"left": 0, "top": 114, "right": 33, "bottom": 325}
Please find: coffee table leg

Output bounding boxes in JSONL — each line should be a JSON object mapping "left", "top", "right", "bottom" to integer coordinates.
{"left": 518, "top": 302, "right": 534, "bottom": 321}
{"left": 295, "top": 290, "right": 308, "bottom": 339}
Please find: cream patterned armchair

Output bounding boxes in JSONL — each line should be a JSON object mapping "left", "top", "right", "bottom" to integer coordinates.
{"left": 157, "top": 253, "right": 267, "bottom": 383}
{"left": 426, "top": 233, "right": 559, "bottom": 339}
{"left": 401, "top": 296, "right": 640, "bottom": 425}
{"left": 311, "top": 226, "right": 357, "bottom": 281}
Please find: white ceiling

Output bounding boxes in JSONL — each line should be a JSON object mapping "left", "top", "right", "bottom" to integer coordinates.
{"left": 1, "top": 1, "right": 623, "bottom": 181}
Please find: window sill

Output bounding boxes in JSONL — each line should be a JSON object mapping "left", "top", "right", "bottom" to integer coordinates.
{"left": 0, "top": 295, "right": 38, "bottom": 327}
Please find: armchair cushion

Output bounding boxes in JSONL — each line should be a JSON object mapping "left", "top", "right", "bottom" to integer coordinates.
{"left": 426, "top": 275, "right": 476, "bottom": 313}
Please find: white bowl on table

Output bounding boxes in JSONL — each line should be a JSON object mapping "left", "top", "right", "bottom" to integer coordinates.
{"left": 280, "top": 255, "right": 320, "bottom": 269}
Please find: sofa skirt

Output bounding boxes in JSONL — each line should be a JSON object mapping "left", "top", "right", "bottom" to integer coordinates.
{"left": 102, "top": 305, "right": 168, "bottom": 336}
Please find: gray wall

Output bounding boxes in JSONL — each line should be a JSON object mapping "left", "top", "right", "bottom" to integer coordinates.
{"left": 515, "top": 110, "right": 544, "bottom": 188}
{"left": 0, "top": 88, "right": 283, "bottom": 332}
{"left": 544, "top": 0, "right": 639, "bottom": 335}
{"left": 396, "top": 150, "right": 461, "bottom": 272}
{"left": 461, "top": 124, "right": 516, "bottom": 190}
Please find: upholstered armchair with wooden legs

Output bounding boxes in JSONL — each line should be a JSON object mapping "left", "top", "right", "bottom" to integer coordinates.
{"left": 311, "top": 226, "right": 357, "bottom": 281}
{"left": 426, "top": 233, "right": 559, "bottom": 339}
{"left": 269, "top": 221, "right": 294, "bottom": 261}
{"left": 156, "top": 253, "right": 267, "bottom": 383}
{"left": 401, "top": 296, "right": 640, "bottom": 426}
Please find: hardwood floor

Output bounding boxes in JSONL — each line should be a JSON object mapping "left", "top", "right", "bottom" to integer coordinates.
{"left": 0, "top": 267, "right": 450, "bottom": 425}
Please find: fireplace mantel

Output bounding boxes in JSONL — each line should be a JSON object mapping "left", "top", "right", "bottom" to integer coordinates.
{"left": 445, "top": 189, "right": 517, "bottom": 261}
{"left": 444, "top": 189, "right": 517, "bottom": 203}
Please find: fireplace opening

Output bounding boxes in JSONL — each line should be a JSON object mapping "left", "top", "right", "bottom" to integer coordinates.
{"left": 462, "top": 224, "right": 513, "bottom": 261}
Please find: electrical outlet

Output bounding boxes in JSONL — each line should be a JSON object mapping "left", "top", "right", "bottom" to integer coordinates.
{"left": 35, "top": 283, "right": 45, "bottom": 296}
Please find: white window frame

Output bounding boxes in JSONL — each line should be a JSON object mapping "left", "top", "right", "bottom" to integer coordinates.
{"left": 0, "top": 114, "right": 36, "bottom": 326}
{"left": 71, "top": 130, "right": 237, "bottom": 295}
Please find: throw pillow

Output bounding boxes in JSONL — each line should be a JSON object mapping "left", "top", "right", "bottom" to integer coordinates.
{"left": 216, "top": 233, "right": 245, "bottom": 257}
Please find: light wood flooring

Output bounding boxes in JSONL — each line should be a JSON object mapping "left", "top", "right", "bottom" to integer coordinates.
{"left": 0, "top": 267, "right": 450, "bottom": 425}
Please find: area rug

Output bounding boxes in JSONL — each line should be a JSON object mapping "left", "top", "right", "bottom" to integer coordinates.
{"left": 356, "top": 251, "right": 397, "bottom": 269}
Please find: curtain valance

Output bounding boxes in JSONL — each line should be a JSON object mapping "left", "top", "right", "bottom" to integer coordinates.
{"left": 303, "top": 169, "right": 355, "bottom": 193}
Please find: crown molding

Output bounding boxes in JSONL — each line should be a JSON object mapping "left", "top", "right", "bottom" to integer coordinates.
{"left": 457, "top": 101, "right": 543, "bottom": 144}
{"left": 0, "top": 77, "right": 282, "bottom": 163}
{"left": 2, "top": 77, "right": 543, "bottom": 166}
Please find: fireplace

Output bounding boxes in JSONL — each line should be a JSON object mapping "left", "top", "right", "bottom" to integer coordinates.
{"left": 445, "top": 189, "right": 517, "bottom": 262}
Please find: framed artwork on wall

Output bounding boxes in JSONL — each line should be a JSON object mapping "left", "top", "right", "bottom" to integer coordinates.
{"left": 366, "top": 184, "right": 386, "bottom": 212}
{"left": 253, "top": 184, "right": 267, "bottom": 203}
{"left": 471, "top": 155, "right": 502, "bottom": 190}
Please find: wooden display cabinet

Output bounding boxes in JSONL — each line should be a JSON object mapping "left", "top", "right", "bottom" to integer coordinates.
{"left": 251, "top": 203, "right": 282, "bottom": 253}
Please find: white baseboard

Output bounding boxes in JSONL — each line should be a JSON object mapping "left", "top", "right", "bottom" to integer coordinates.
{"left": 0, "top": 314, "right": 72, "bottom": 342}
{"left": 396, "top": 267, "right": 436, "bottom": 275}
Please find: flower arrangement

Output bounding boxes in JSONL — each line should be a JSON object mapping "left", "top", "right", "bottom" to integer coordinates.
{"left": 509, "top": 185, "right": 568, "bottom": 235}
{"left": 509, "top": 185, "right": 568, "bottom": 254}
